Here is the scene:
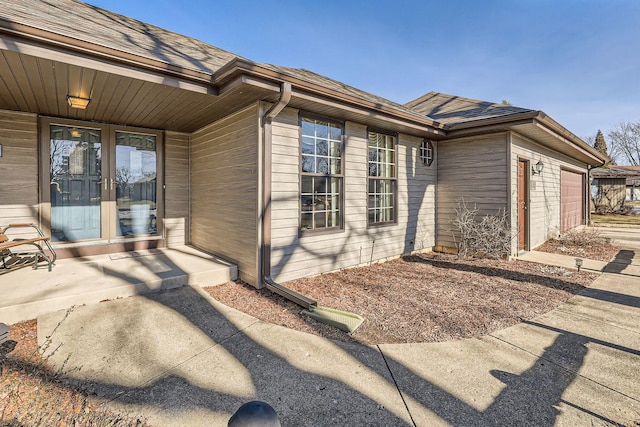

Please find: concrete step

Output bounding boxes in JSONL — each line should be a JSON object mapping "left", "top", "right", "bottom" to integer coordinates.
{"left": 0, "top": 246, "right": 237, "bottom": 324}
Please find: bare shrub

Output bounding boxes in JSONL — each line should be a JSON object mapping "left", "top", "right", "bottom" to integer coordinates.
{"left": 619, "top": 205, "right": 634, "bottom": 215}
{"left": 451, "top": 199, "right": 515, "bottom": 259}
{"left": 559, "top": 227, "right": 611, "bottom": 247}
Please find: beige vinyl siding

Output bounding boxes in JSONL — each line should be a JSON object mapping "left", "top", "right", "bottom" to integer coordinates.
{"left": 509, "top": 132, "right": 588, "bottom": 253}
{"left": 592, "top": 178, "right": 626, "bottom": 212}
{"left": 436, "top": 133, "right": 508, "bottom": 250}
{"left": 0, "top": 110, "right": 39, "bottom": 235}
{"left": 164, "top": 131, "right": 190, "bottom": 247}
{"left": 270, "top": 107, "right": 437, "bottom": 283}
{"left": 190, "top": 104, "right": 259, "bottom": 285}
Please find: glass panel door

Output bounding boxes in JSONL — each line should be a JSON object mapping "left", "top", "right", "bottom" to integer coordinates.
{"left": 115, "top": 132, "right": 158, "bottom": 237}
{"left": 49, "top": 126, "right": 102, "bottom": 242}
{"left": 46, "top": 122, "right": 162, "bottom": 243}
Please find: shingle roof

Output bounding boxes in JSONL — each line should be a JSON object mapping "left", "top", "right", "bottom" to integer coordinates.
{"left": 404, "top": 92, "right": 535, "bottom": 126}
{"left": 592, "top": 166, "right": 640, "bottom": 186}
{"left": 1, "top": 0, "right": 242, "bottom": 74}
{"left": 262, "top": 65, "right": 438, "bottom": 123}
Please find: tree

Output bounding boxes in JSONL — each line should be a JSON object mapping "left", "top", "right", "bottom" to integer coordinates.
{"left": 593, "top": 129, "right": 613, "bottom": 166}
{"left": 608, "top": 120, "right": 640, "bottom": 166}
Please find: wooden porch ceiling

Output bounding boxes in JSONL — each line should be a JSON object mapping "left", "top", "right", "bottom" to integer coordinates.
{"left": 0, "top": 48, "right": 279, "bottom": 133}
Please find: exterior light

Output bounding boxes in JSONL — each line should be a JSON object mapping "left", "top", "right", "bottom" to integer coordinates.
{"left": 575, "top": 257, "right": 583, "bottom": 272}
{"left": 532, "top": 161, "right": 544, "bottom": 175}
{"left": 66, "top": 95, "right": 91, "bottom": 109}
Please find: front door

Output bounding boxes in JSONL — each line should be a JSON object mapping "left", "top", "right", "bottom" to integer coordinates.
{"left": 45, "top": 120, "right": 162, "bottom": 244}
{"left": 518, "top": 160, "right": 528, "bottom": 251}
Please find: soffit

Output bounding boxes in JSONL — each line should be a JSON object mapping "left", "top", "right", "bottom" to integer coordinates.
{"left": 510, "top": 122, "right": 601, "bottom": 165}
{"left": 0, "top": 48, "right": 278, "bottom": 133}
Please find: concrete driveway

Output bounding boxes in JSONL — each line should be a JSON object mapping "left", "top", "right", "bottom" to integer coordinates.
{"left": 36, "top": 229, "right": 640, "bottom": 426}
{"left": 598, "top": 226, "right": 640, "bottom": 250}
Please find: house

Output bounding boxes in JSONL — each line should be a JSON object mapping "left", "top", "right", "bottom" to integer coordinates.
{"left": 0, "top": 0, "right": 606, "bottom": 290}
{"left": 591, "top": 166, "right": 640, "bottom": 212}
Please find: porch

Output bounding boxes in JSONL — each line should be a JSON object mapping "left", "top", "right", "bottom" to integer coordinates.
{"left": 0, "top": 246, "right": 237, "bottom": 324}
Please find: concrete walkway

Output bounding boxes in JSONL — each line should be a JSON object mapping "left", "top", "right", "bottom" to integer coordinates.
{"left": 35, "top": 229, "right": 640, "bottom": 426}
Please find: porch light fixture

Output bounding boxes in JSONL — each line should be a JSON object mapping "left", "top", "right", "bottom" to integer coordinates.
{"left": 575, "top": 257, "right": 583, "bottom": 272}
{"left": 532, "top": 161, "right": 544, "bottom": 175}
{"left": 67, "top": 95, "right": 91, "bottom": 109}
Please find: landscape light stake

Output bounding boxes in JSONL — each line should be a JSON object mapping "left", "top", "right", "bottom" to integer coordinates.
{"left": 369, "top": 240, "right": 376, "bottom": 266}
{"left": 575, "top": 257, "right": 584, "bottom": 272}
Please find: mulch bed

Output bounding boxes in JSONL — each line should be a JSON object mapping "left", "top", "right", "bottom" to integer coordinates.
{"left": 535, "top": 237, "right": 620, "bottom": 263}
{"left": 205, "top": 252, "right": 598, "bottom": 345}
{"left": 1, "top": 320, "right": 150, "bottom": 426}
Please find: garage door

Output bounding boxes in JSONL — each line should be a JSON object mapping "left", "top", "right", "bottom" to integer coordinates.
{"left": 560, "top": 170, "right": 584, "bottom": 233}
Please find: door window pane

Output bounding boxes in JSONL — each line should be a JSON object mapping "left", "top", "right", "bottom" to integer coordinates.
{"left": 115, "top": 132, "right": 157, "bottom": 237}
{"left": 50, "top": 126, "right": 102, "bottom": 241}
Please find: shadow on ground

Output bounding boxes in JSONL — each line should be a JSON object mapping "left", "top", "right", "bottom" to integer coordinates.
{"left": 20, "top": 250, "right": 640, "bottom": 426}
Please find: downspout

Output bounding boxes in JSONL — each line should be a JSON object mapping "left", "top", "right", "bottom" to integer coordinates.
{"left": 260, "top": 83, "right": 291, "bottom": 282}
{"left": 258, "top": 83, "right": 317, "bottom": 309}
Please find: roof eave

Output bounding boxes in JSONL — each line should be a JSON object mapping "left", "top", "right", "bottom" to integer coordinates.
{"left": 535, "top": 114, "right": 607, "bottom": 165}
{"left": 0, "top": 17, "right": 217, "bottom": 92}
{"left": 214, "top": 58, "right": 446, "bottom": 136}
{"left": 446, "top": 111, "right": 605, "bottom": 166}
{"left": 445, "top": 110, "right": 541, "bottom": 132}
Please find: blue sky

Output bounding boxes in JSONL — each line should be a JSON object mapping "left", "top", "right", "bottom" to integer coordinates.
{"left": 86, "top": 0, "right": 640, "bottom": 141}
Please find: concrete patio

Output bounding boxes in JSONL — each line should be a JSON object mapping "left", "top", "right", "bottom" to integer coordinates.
{"left": 0, "top": 246, "right": 237, "bottom": 325}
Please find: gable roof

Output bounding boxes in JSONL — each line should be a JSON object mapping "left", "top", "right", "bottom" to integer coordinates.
{"left": 404, "top": 92, "right": 535, "bottom": 126}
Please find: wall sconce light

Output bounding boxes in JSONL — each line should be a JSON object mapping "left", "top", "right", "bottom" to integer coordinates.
{"left": 67, "top": 95, "right": 91, "bottom": 109}
{"left": 532, "top": 161, "right": 544, "bottom": 175}
{"left": 575, "top": 257, "right": 583, "bottom": 272}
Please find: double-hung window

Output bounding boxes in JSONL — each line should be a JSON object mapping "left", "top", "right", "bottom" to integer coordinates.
{"left": 300, "top": 115, "right": 343, "bottom": 232}
{"left": 368, "top": 130, "right": 396, "bottom": 225}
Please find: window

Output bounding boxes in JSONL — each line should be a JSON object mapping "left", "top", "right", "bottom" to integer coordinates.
{"left": 420, "top": 140, "right": 434, "bottom": 166}
{"left": 590, "top": 178, "right": 600, "bottom": 200}
{"left": 300, "top": 115, "right": 343, "bottom": 232}
{"left": 368, "top": 130, "right": 396, "bottom": 225}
